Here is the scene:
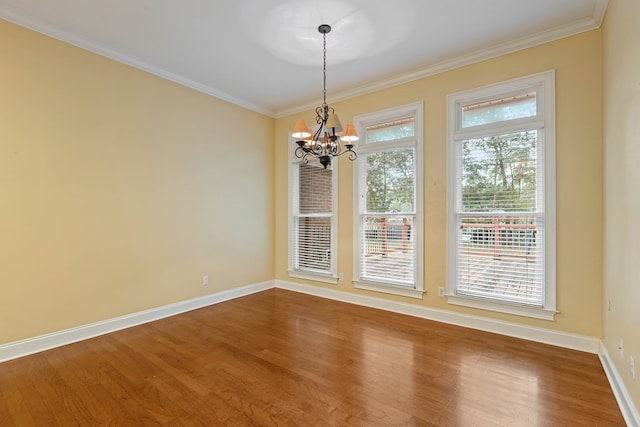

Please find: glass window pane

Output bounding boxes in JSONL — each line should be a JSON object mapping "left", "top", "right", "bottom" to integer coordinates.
{"left": 366, "top": 118, "right": 414, "bottom": 143}
{"left": 462, "top": 92, "right": 536, "bottom": 128}
{"left": 460, "top": 130, "right": 538, "bottom": 213}
{"left": 365, "top": 149, "right": 415, "bottom": 213}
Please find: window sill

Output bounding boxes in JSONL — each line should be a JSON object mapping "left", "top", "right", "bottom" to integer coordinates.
{"left": 354, "top": 281, "right": 425, "bottom": 299}
{"left": 288, "top": 270, "right": 338, "bottom": 285}
{"left": 446, "top": 294, "right": 557, "bottom": 321}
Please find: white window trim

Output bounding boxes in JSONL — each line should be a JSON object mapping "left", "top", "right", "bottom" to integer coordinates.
{"left": 287, "top": 131, "right": 339, "bottom": 284}
{"left": 353, "top": 101, "right": 425, "bottom": 298}
{"left": 446, "top": 70, "right": 557, "bottom": 320}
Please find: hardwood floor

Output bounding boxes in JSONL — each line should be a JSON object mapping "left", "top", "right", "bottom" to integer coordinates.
{"left": 0, "top": 289, "right": 625, "bottom": 426}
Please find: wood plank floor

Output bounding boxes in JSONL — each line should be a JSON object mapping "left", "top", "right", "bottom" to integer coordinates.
{"left": 0, "top": 289, "right": 625, "bottom": 426}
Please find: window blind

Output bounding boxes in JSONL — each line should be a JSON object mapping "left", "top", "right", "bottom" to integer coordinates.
{"left": 455, "top": 130, "right": 545, "bottom": 306}
{"left": 359, "top": 142, "right": 417, "bottom": 287}
{"left": 292, "top": 163, "right": 333, "bottom": 273}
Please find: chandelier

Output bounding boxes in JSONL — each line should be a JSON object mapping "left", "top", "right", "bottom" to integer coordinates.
{"left": 291, "top": 24, "right": 358, "bottom": 169}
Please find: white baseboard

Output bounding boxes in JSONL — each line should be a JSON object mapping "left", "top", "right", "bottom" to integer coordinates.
{"left": 599, "top": 343, "right": 640, "bottom": 427}
{"left": 0, "top": 280, "right": 275, "bottom": 363}
{"left": 275, "top": 280, "right": 600, "bottom": 353}
{"left": 0, "top": 278, "right": 602, "bottom": 358}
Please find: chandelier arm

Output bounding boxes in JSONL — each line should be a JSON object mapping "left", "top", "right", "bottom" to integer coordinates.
{"left": 294, "top": 146, "right": 306, "bottom": 159}
{"left": 294, "top": 147, "right": 312, "bottom": 164}
{"left": 344, "top": 149, "right": 358, "bottom": 161}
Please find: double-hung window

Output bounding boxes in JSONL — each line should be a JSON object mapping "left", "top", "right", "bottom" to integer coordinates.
{"left": 446, "top": 71, "right": 556, "bottom": 320}
{"left": 288, "top": 143, "right": 338, "bottom": 283}
{"left": 353, "top": 102, "right": 424, "bottom": 298}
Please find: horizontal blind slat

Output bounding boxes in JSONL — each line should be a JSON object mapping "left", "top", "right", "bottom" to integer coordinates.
{"left": 359, "top": 214, "right": 416, "bottom": 286}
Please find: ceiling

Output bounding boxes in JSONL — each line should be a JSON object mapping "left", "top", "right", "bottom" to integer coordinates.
{"left": 0, "top": 0, "right": 607, "bottom": 118}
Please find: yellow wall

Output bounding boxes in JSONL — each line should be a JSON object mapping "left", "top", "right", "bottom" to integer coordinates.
{"left": 602, "top": 0, "right": 640, "bottom": 410}
{"left": 0, "top": 13, "right": 608, "bottom": 350}
{"left": 0, "top": 19, "right": 275, "bottom": 344}
{"left": 276, "top": 30, "right": 603, "bottom": 337}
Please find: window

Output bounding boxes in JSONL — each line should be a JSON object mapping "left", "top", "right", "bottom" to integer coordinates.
{"left": 288, "top": 145, "right": 338, "bottom": 283}
{"left": 353, "top": 102, "right": 424, "bottom": 298}
{"left": 446, "top": 71, "right": 556, "bottom": 320}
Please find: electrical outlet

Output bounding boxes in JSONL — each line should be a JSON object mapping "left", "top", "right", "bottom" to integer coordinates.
{"left": 203, "top": 275, "right": 209, "bottom": 286}
{"left": 438, "top": 287, "right": 445, "bottom": 297}
{"left": 338, "top": 273, "right": 344, "bottom": 281}
{"left": 630, "top": 356, "right": 636, "bottom": 380}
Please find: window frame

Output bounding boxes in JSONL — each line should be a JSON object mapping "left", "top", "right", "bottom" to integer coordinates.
{"left": 353, "top": 102, "right": 424, "bottom": 298}
{"left": 288, "top": 132, "right": 339, "bottom": 284}
{"left": 446, "top": 70, "right": 557, "bottom": 320}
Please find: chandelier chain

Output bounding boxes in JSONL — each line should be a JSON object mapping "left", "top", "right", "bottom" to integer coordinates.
{"left": 322, "top": 30, "right": 327, "bottom": 107}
